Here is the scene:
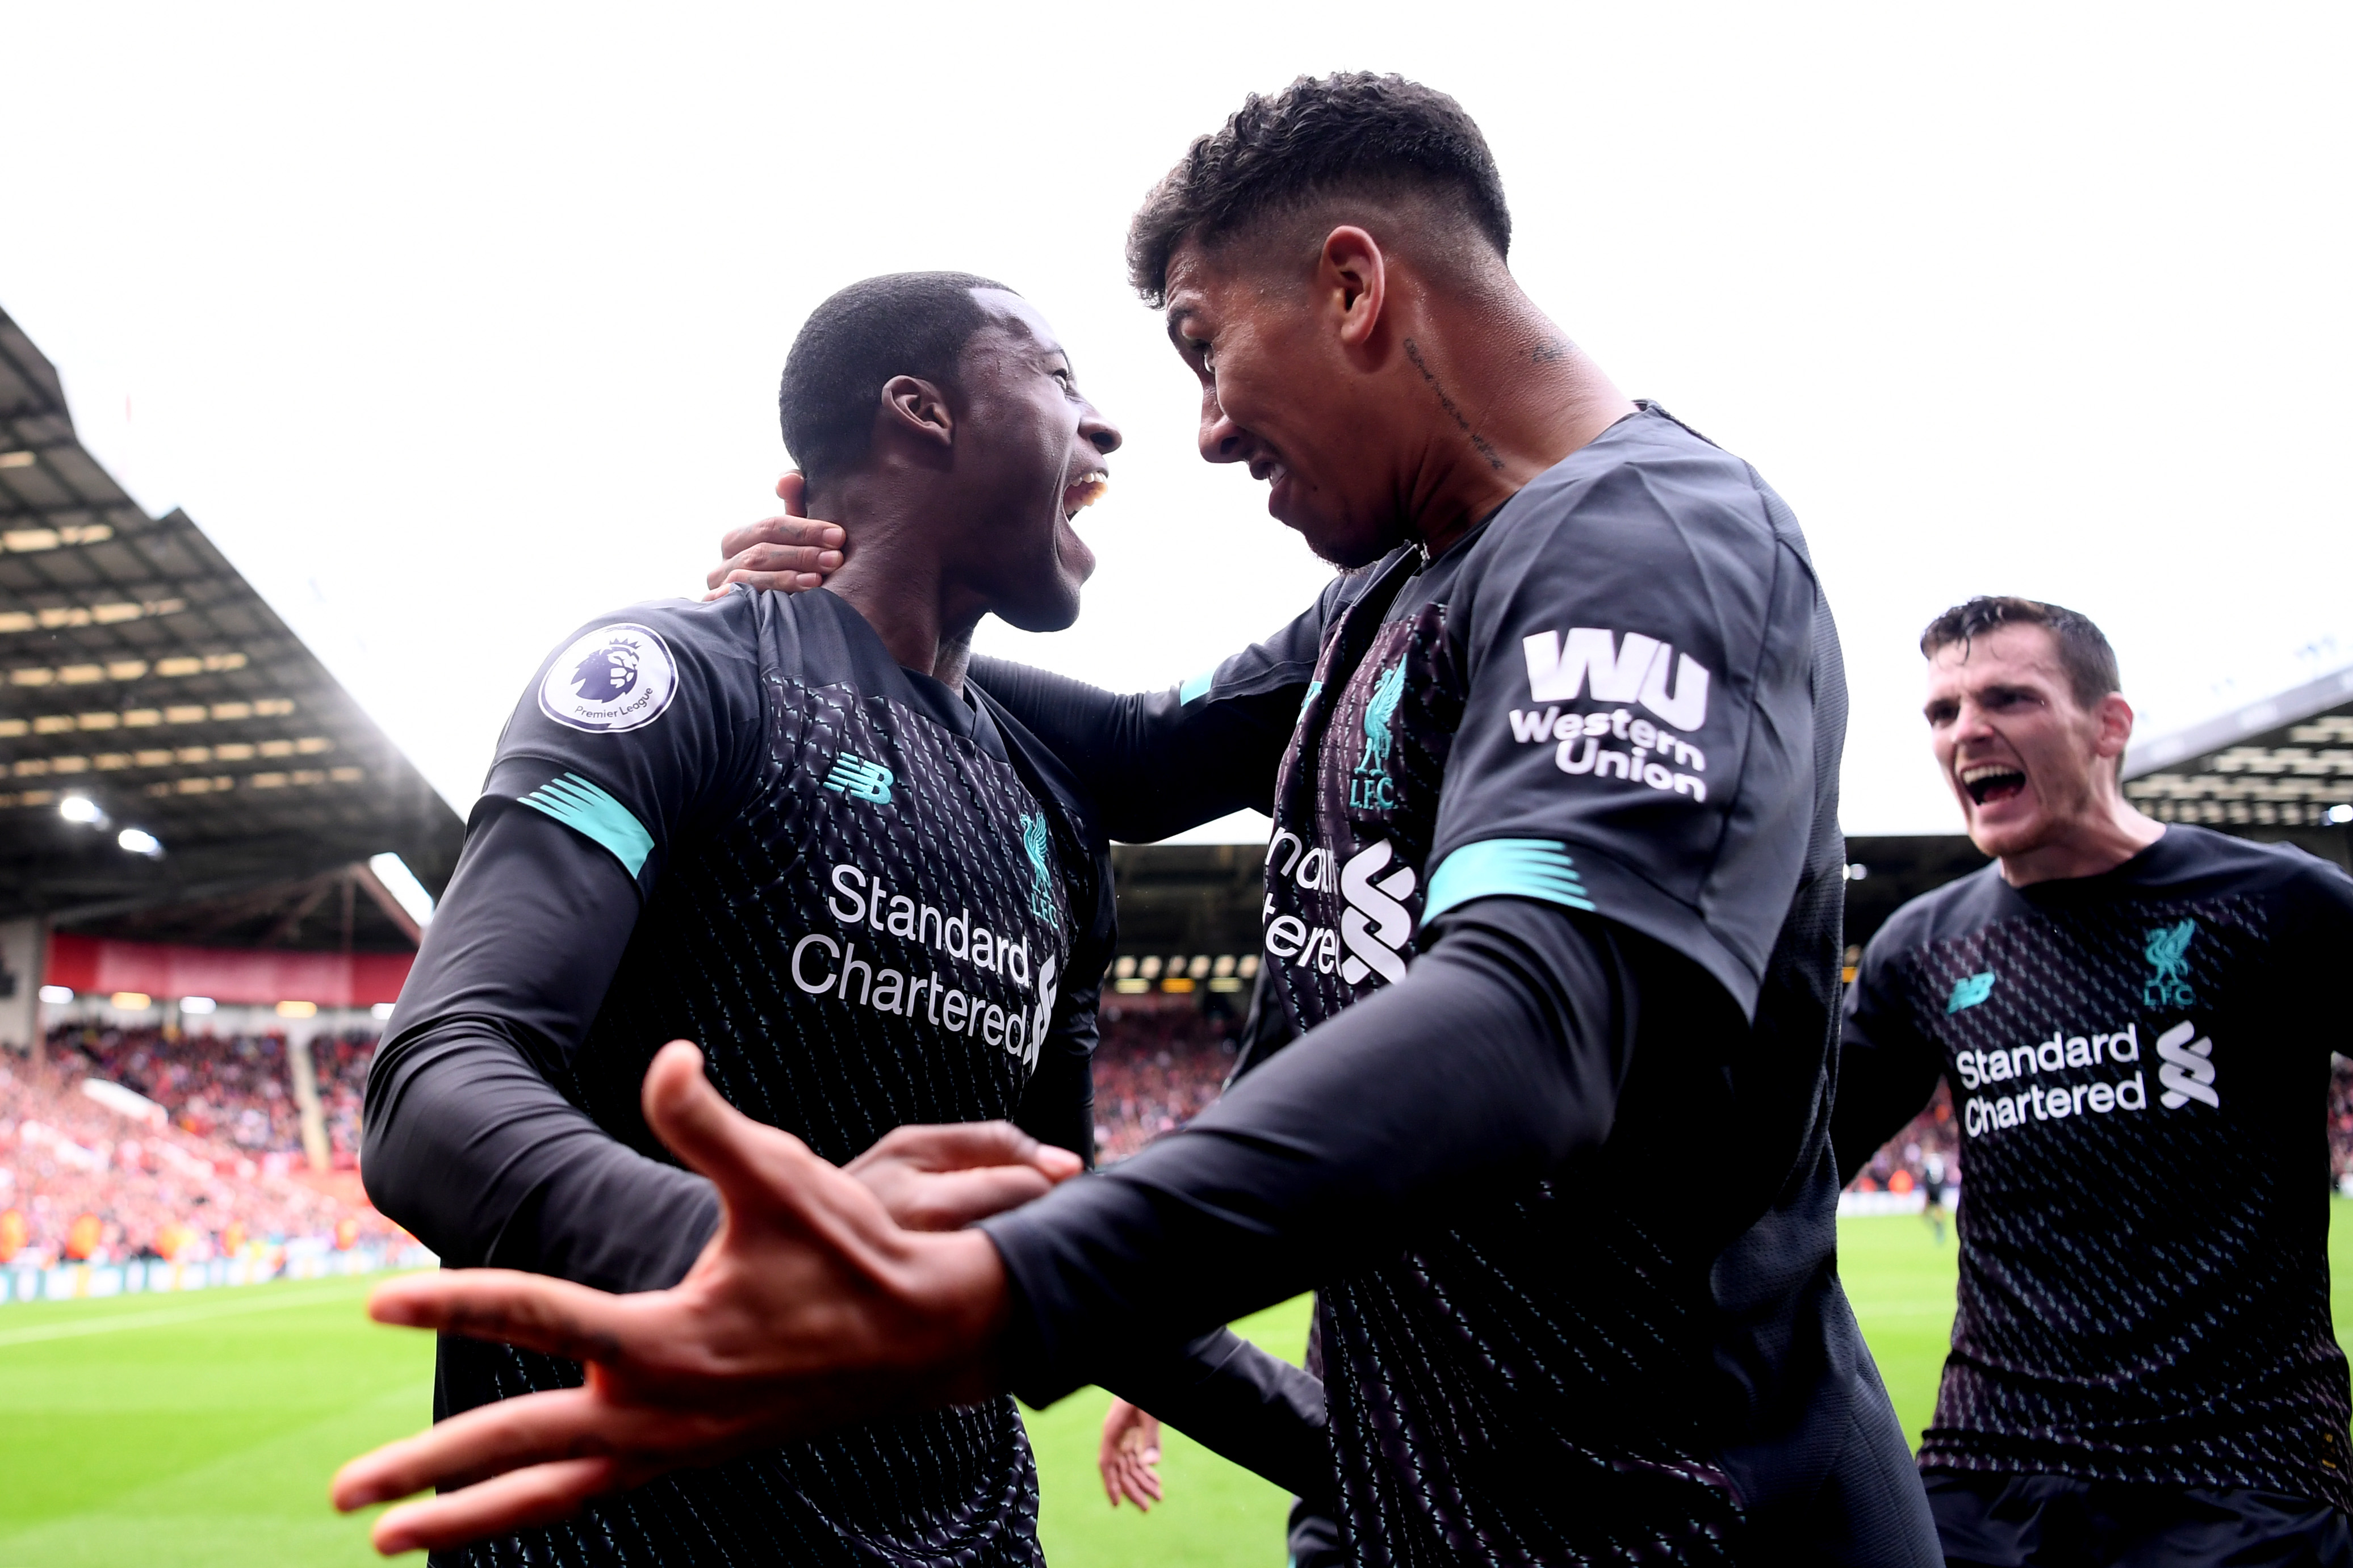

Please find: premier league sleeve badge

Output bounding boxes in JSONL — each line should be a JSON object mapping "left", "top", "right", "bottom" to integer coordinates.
{"left": 539, "top": 623, "right": 680, "bottom": 733}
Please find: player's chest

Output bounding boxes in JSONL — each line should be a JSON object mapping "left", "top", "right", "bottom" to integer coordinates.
{"left": 1904, "top": 895, "right": 2278, "bottom": 1153}
{"left": 722, "top": 681, "right": 1075, "bottom": 1072}
{"left": 1264, "top": 590, "right": 1463, "bottom": 1016}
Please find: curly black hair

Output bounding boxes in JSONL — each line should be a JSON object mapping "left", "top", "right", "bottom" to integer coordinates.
{"left": 1126, "top": 73, "right": 1510, "bottom": 307}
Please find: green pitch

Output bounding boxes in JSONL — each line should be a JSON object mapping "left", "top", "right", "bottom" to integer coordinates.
{"left": 6, "top": 1209, "right": 2353, "bottom": 1565}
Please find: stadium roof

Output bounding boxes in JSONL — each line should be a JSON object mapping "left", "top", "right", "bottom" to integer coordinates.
{"left": 2122, "top": 662, "right": 2353, "bottom": 837}
{"left": 0, "top": 305, "right": 462, "bottom": 935}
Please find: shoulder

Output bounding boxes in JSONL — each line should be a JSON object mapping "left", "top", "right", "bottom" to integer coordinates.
{"left": 507, "top": 592, "right": 766, "bottom": 764}
{"left": 1865, "top": 862, "right": 2011, "bottom": 964}
{"left": 1451, "top": 407, "right": 1814, "bottom": 676}
{"left": 2152, "top": 824, "right": 2353, "bottom": 907}
{"left": 1475, "top": 405, "right": 1791, "bottom": 578}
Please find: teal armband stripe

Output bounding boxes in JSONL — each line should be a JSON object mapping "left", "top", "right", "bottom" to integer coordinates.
{"left": 1178, "top": 668, "right": 1216, "bottom": 705}
{"left": 519, "top": 772, "right": 655, "bottom": 878}
{"left": 1424, "top": 838, "right": 1595, "bottom": 920}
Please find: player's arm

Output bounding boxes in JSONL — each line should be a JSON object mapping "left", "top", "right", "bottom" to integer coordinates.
{"left": 363, "top": 601, "right": 766, "bottom": 1291}
{"left": 966, "top": 638, "right": 1312, "bottom": 845}
{"left": 335, "top": 903, "right": 1628, "bottom": 1549}
{"left": 364, "top": 801, "right": 723, "bottom": 1290}
{"left": 1827, "top": 933, "right": 1946, "bottom": 1189}
{"left": 982, "top": 893, "right": 1643, "bottom": 1397}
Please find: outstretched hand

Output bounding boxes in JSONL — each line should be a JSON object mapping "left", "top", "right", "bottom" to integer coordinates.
{"left": 703, "top": 472, "right": 845, "bottom": 599}
{"left": 330, "top": 1042, "right": 1023, "bottom": 1556}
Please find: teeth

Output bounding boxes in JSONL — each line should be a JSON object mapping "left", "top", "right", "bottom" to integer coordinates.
{"left": 1960, "top": 764, "right": 2021, "bottom": 783}
{"left": 1064, "top": 473, "right": 1108, "bottom": 520}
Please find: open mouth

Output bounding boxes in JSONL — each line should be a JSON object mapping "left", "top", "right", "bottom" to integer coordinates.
{"left": 1063, "top": 470, "right": 1108, "bottom": 522}
{"left": 1960, "top": 762, "right": 2027, "bottom": 806}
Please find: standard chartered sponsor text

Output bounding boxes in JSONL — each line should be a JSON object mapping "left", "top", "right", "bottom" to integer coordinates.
{"left": 1956, "top": 1021, "right": 2154, "bottom": 1138}
{"left": 790, "top": 861, "right": 1049, "bottom": 1066}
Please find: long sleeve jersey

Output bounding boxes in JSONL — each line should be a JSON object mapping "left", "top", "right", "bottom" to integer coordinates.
{"left": 970, "top": 405, "right": 1938, "bottom": 1566}
{"left": 366, "top": 586, "right": 1119, "bottom": 1568}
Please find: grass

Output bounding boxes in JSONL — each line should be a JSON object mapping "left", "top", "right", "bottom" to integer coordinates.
{"left": 5, "top": 1208, "right": 2352, "bottom": 1565}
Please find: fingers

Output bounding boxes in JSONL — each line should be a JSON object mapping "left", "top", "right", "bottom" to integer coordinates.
{"left": 333, "top": 1388, "right": 618, "bottom": 1512}
{"left": 640, "top": 1042, "right": 831, "bottom": 1215}
{"left": 365, "top": 1272, "right": 634, "bottom": 1365}
{"left": 369, "top": 1458, "right": 619, "bottom": 1555}
{"left": 885, "top": 1167, "right": 1058, "bottom": 1231}
{"left": 705, "top": 536, "right": 845, "bottom": 590}
{"left": 851, "top": 1121, "right": 1081, "bottom": 1181}
{"left": 774, "top": 471, "right": 805, "bottom": 509}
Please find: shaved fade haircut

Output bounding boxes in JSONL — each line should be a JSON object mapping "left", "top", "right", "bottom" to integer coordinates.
{"left": 1126, "top": 73, "right": 1512, "bottom": 307}
{"left": 1921, "top": 595, "right": 2122, "bottom": 708}
{"left": 780, "top": 271, "right": 1014, "bottom": 487}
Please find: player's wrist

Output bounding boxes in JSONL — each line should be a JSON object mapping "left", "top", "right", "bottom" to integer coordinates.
{"left": 888, "top": 1228, "right": 1012, "bottom": 1405}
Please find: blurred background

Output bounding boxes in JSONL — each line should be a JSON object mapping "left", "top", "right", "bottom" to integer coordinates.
{"left": 3, "top": 3, "right": 2349, "bottom": 1562}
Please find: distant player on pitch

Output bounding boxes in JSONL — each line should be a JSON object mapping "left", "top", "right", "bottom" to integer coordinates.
{"left": 1834, "top": 596, "right": 2353, "bottom": 1566}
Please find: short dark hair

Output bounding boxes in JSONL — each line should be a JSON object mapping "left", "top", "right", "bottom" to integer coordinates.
{"left": 1125, "top": 73, "right": 1511, "bottom": 307}
{"left": 778, "top": 271, "right": 1013, "bottom": 484}
{"left": 1920, "top": 596, "right": 2121, "bottom": 707}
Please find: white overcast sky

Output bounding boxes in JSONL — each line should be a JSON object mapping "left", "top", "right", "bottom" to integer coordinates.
{"left": 5, "top": 3, "right": 2346, "bottom": 840}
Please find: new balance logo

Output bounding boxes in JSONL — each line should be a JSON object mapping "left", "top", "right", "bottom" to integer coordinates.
{"left": 1947, "top": 972, "right": 1996, "bottom": 1014}
{"left": 822, "top": 753, "right": 894, "bottom": 805}
{"left": 1520, "top": 628, "right": 1711, "bottom": 732}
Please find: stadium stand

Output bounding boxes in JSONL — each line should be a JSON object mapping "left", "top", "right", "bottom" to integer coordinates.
{"left": 0, "top": 304, "right": 450, "bottom": 1301}
{"left": 0, "top": 1056, "right": 396, "bottom": 1272}
{"left": 45, "top": 1021, "right": 375, "bottom": 1165}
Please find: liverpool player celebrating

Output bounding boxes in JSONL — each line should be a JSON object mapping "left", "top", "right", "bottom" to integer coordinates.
{"left": 1831, "top": 597, "right": 2353, "bottom": 1565}
{"left": 338, "top": 76, "right": 1939, "bottom": 1563}
{"left": 365, "top": 272, "right": 1133, "bottom": 1567}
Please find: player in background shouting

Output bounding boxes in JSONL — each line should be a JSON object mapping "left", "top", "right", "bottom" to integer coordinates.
{"left": 1833, "top": 596, "right": 2353, "bottom": 1566}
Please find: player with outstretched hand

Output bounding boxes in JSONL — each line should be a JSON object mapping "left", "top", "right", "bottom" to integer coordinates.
{"left": 338, "top": 74, "right": 1940, "bottom": 1565}
{"left": 359, "top": 271, "right": 1333, "bottom": 1567}
{"left": 1832, "top": 597, "right": 2353, "bottom": 1566}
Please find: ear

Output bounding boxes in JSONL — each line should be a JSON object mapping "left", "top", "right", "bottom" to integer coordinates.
{"left": 877, "top": 375, "right": 955, "bottom": 453}
{"left": 2091, "top": 691, "right": 2135, "bottom": 760}
{"left": 1316, "top": 226, "right": 1388, "bottom": 354}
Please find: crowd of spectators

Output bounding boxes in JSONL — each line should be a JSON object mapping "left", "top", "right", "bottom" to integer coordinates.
{"left": 1091, "top": 1001, "right": 1238, "bottom": 1164}
{"left": 2329, "top": 1055, "right": 2353, "bottom": 1187}
{"left": 45, "top": 1022, "right": 375, "bottom": 1165}
{"left": 1845, "top": 1081, "right": 1962, "bottom": 1201}
{"left": 0, "top": 1060, "right": 397, "bottom": 1269}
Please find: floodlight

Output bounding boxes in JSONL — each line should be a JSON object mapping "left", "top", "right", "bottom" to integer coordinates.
{"left": 59, "top": 795, "right": 101, "bottom": 824}
{"left": 371, "top": 1002, "right": 395, "bottom": 1020}
{"left": 118, "top": 827, "right": 163, "bottom": 857}
{"left": 181, "top": 996, "right": 217, "bottom": 1014}
{"left": 368, "top": 851, "right": 437, "bottom": 926}
{"left": 2331, "top": 804, "right": 2353, "bottom": 825}
{"left": 38, "top": 984, "right": 73, "bottom": 1005}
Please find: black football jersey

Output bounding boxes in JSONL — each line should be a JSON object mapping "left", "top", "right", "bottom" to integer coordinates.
{"left": 1246, "top": 405, "right": 1857, "bottom": 1562}
{"left": 395, "top": 586, "right": 1113, "bottom": 1568}
{"left": 1843, "top": 825, "right": 2353, "bottom": 1508}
